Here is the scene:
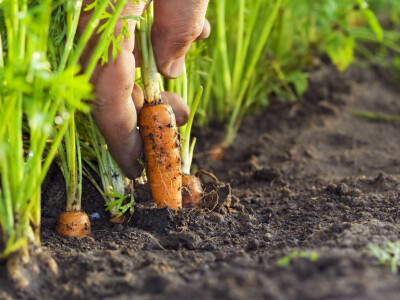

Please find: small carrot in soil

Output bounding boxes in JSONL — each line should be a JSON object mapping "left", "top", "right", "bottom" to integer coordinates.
{"left": 56, "top": 114, "right": 90, "bottom": 238}
{"left": 182, "top": 170, "right": 219, "bottom": 209}
{"left": 209, "top": 144, "right": 228, "bottom": 161}
{"left": 137, "top": 4, "right": 182, "bottom": 210}
{"left": 182, "top": 173, "right": 203, "bottom": 208}
{"left": 56, "top": 211, "right": 91, "bottom": 238}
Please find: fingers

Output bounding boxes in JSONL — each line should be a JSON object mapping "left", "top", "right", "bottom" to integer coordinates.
{"left": 195, "top": 18, "right": 211, "bottom": 42}
{"left": 152, "top": 0, "right": 209, "bottom": 78}
{"left": 161, "top": 91, "right": 190, "bottom": 126}
{"left": 132, "top": 82, "right": 144, "bottom": 114}
{"left": 82, "top": 1, "right": 147, "bottom": 178}
{"left": 91, "top": 50, "right": 144, "bottom": 179}
{"left": 79, "top": 0, "right": 196, "bottom": 178}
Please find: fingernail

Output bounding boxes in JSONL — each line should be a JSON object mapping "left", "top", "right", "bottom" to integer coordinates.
{"left": 168, "top": 56, "right": 185, "bottom": 78}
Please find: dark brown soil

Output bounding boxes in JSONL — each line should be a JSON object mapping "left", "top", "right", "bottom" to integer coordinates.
{"left": 2, "top": 64, "right": 400, "bottom": 299}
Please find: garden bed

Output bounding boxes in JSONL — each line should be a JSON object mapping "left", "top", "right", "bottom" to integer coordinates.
{"left": 2, "top": 64, "right": 400, "bottom": 299}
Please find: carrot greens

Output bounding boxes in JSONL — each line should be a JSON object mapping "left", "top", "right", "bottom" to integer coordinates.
{"left": 167, "top": 67, "right": 203, "bottom": 176}
{"left": 0, "top": 0, "right": 89, "bottom": 283}
{"left": 187, "top": 0, "right": 397, "bottom": 151}
{"left": 78, "top": 113, "right": 134, "bottom": 221}
{"left": 0, "top": 0, "right": 134, "bottom": 283}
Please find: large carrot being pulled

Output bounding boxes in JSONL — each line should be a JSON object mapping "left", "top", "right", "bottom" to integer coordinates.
{"left": 139, "top": 101, "right": 182, "bottom": 209}
{"left": 137, "top": 4, "right": 182, "bottom": 210}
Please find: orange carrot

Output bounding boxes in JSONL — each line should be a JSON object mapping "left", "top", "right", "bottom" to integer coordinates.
{"left": 182, "top": 174, "right": 203, "bottom": 208}
{"left": 136, "top": 5, "right": 182, "bottom": 210}
{"left": 139, "top": 100, "right": 182, "bottom": 210}
{"left": 182, "top": 170, "right": 219, "bottom": 209}
{"left": 55, "top": 211, "right": 91, "bottom": 238}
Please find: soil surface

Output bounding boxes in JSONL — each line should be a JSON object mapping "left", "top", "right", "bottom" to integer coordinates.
{"left": 2, "top": 64, "right": 400, "bottom": 299}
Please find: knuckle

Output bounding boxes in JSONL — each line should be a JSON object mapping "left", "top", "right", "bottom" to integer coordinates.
{"left": 171, "top": 23, "right": 204, "bottom": 46}
{"left": 155, "top": 21, "right": 203, "bottom": 49}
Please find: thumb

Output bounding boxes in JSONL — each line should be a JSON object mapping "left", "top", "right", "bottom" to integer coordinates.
{"left": 151, "top": 0, "right": 210, "bottom": 79}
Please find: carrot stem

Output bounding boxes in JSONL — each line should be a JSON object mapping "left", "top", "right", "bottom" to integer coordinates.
{"left": 58, "top": 0, "right": 82, "bottom": 72}
{"left": 181, "top": 87, "right": 203, "bottom": 175}
{"left": 224, "top": 0, "right": 283, "bottom": 147}
{"left": 136, "top": 3, "right": 160, "bottom": 103}
{"left": 0, "top": 30, "right": 4, "bottom": 68}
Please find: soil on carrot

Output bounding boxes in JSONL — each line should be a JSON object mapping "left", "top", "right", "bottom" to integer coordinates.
{"left": 2, "top": 63, "right": 400, "bottom": 299}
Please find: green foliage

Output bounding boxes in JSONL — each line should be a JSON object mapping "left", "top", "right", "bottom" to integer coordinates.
{"left": 369, "top": 0, "right": 400, "bottom": 27}
{"left": 165, "top": 67, "right": 203, "bottom": 175}
{"left": 367, "top": 241, "right": 400, "bottom": 274}
{"left": 0, "top": 0, "right": 89, "bottom": 257}
{"left": 326, "top": 34, "right": 355, "bottom": 72}
{"left": 0, "top": 0, "right": 131, "bottom": 261}
{"left": 78, "top": 113, "right": 134, "bottom": 219}
{"left": 204, "top": 0, "right": 283, "bottom": 146}
{"left": 188, "top": 0, "right": 399, "bottom": 147}
{"left": 277, "top": 251, "right": 318, "bottom": 267}
{"left": 352, "top": 110, "right": 400, "bottom": 122}
{"left": 395, "top": 57, "right": 400, "bottom": 70}
{"left": 104, "top": 190, "right": 135, "bottom": 218}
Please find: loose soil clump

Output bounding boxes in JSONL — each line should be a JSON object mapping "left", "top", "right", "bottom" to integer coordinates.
{"left": 2, "top": 64, "right": 400, "bottom": 299}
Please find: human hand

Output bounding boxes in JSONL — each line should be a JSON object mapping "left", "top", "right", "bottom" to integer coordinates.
{"left": 78, "top": 0, "right": 210, "bottom": 178}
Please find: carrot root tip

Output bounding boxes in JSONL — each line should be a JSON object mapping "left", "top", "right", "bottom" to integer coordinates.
{"left": 109, "top": 215, "right": 128, "bottom": 223}
{"left": 182, "top": 174, "right": 204, "bottom": 209}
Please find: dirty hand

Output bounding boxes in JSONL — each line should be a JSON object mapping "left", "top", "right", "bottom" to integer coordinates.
{"left": 78, "top": 0, "right": 210, "bottom": 178}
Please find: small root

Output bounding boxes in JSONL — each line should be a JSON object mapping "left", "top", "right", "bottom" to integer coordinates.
{"left": 142, "top": 232, "right": 166, "bottom": 250}
{"left": 195, "top": 169, "right": 220, "bottom": 183}
{"left": 200, "top": 181, "right": 232, "bottom": 211}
